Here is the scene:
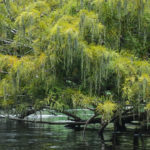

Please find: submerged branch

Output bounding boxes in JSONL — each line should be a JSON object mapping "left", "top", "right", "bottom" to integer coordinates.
{"left": 98, "top": 108, "right": 134, "bottom": 139}
{"left": 83, "top": 114, "right": 97, "bottom": 139}
{"left": 0, "top": 115, "right": 100, "bottom": 126}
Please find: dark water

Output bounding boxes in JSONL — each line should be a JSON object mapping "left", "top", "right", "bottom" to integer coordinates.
{"left": 0, "top": 119, "right": 102, "bottom": 150}
{"left": 1, "top": 110, "right": 150, "bottom": 150}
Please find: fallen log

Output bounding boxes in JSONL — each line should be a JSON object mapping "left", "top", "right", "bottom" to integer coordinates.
{"left": 0, "top": 115, "right": 100, "bottom": 126}
{"left": 19, "top": 107, "right": 82, "bottom": 122}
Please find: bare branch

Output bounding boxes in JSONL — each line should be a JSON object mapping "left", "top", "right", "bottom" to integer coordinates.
{"left": 83, "top": 114, "right": 97, "bottom": 140}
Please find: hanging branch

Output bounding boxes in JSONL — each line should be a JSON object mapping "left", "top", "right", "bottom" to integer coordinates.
{"left": 82, "top": 114, "right": 98, "bottom": 140}
{"left": 2, "top": 0, "right": 14, "bottom": 21}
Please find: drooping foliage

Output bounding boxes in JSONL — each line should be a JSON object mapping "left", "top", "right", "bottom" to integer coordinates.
{"left": 0, "top": 0, "right": 150, "bottom": 123}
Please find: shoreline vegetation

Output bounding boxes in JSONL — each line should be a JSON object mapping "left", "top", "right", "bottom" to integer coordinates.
{"left": 1, "top": 0, "right": 150, "bottom": 140}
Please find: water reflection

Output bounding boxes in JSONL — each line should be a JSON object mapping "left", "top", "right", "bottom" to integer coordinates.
{"left": 0, "top": 119, "right": 150, "bottom": 150}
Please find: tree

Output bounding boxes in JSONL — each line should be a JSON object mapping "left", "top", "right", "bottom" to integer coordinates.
{"left": 0, "top": 0, "right": 150, "bottom": 138}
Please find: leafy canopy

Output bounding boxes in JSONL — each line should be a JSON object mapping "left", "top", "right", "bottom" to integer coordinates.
{"left": 0, "top": 0, "right": 150, "bottom": 121}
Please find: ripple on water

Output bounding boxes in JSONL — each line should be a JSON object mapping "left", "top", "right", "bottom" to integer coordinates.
{"left": 0, "top": 116, "right": 150, "bottom": 150}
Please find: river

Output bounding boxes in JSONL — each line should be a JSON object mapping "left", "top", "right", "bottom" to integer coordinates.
{"left": 0, "top": 110, "right": 150, "bottom": 150}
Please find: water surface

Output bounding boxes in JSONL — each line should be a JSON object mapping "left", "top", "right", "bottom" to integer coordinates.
{"left": 0, "top": 111, "right": 150, "bottom": 150}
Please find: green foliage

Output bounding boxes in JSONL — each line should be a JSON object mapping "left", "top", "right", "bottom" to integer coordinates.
{"left": 123, "top": 74, "right": 150, "bottom": 105}
{"left": 96, "top": 101, "right": 117, "bottom": 121}
{"left": 79, "top": 10, "right": 104, "bottom": 44}
{"left": 91, "top": 0, "right": 150, "bottom": 56}
{"left": 0, "top": 0, "right": 150, "bottom": 122}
